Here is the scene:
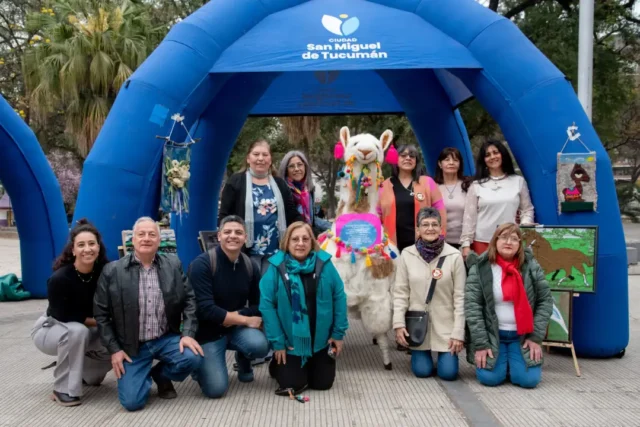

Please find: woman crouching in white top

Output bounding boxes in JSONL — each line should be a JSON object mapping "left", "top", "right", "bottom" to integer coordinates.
{"left": 460, "top": 140, "right": 534, "bottom": 259}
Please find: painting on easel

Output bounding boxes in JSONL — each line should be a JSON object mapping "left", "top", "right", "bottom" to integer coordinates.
{"left": 520, "top": 225, "right": 597, "bottom": 294}
{"left": 545, "top": 290, "right": 573, "bottom": 343}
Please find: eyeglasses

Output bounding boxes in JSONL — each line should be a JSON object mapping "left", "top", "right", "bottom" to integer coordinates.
{"left": 419, "top": 222, "right": 440, "bottom": 229}
{"left": 291, "top": 237, "right": 311, "bottom": 244}
{"left": 287, "top": 163, "right": 305, "bottom": 170}
{"left": 399, "top": 153, "right": 417, "bottom": 159}
{"left": 498, "top": 235, "right": 521, "bottom": 244}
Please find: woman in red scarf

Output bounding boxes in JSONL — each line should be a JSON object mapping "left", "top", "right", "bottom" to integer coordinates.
{"left": 464, "top": 223, "right": 552, "bottom": 388}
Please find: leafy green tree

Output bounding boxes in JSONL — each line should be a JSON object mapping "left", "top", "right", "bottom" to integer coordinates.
{"left": 22, "top": 0, "right": 163, "bottom": 157}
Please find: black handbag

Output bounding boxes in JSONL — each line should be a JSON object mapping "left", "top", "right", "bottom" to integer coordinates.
{"left": 404, "top": 255, "right": 447, "bottom": 347}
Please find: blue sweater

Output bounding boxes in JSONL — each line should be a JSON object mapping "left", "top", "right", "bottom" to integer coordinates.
{"left": 259, "top": 250, "right": 349, "bottom": 355}
{"left": 189, "top": 246, "right": 261, "bottom": 344}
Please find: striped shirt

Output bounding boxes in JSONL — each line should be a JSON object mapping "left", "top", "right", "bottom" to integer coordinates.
{"left": 135, "top": 256, "right": 167, "bottom": 341}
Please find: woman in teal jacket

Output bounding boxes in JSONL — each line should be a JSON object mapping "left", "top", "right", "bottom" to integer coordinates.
{"left": 259, "top": 221, "right": 348, "bottom": 396}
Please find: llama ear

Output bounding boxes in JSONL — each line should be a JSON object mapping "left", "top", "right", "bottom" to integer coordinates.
{"left": 380, "top": 129, "right": 394, "bottom": 151}
{"left": 339, "top": 126, "right": 350, "bottom": 148}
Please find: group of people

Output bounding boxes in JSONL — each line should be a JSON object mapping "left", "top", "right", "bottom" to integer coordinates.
{"left": 31, "top": 136, "right": 552, "bottom": 412}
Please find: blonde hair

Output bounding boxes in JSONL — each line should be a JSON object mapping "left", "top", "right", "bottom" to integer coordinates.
{"left": 280, "top": 221, "right": 320, "bottom": 253}
{"left": 487, "top": 222, "right": 525, "bottom": 265}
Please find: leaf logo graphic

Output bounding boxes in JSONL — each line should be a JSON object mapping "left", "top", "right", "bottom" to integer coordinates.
{"left": 322, "top": 14, "right": 360, "bottom": 36}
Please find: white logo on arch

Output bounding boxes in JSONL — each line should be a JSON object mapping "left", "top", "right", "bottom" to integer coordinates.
{"left": 322, "top": 14, "right": 360, "bottom": 36}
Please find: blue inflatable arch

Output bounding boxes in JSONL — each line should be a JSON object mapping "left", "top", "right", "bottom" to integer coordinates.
{"left": 71, "top": 0, "right": 627, "bottom": 357}
{"left": 0, "top": 96, "right": 68, "bottom": 298}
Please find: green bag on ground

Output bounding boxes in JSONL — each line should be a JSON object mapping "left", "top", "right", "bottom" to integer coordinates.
{"left": 0, "top": 274, "right": 31, "bottom": 302}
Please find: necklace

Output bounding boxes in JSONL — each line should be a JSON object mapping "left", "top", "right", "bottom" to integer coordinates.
{"left": 489, "top": 174, "right": 507, "bottom": 192}
{"left": 444, "top": 181, "right": 458, "bottom": 199}
{"left": 75, "top": 267, "right": 94, "bottom": 283}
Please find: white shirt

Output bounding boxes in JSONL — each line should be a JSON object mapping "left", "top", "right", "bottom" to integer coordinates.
{"left": 491, "top": 264, "right": 517, "bottom": 331}
{"left": 460, "top": 175, "right": 534, "bottom": 246}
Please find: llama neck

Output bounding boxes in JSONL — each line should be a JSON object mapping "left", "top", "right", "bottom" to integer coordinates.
{"left": 338, "top": 161, "right": 380, "bottom": 215}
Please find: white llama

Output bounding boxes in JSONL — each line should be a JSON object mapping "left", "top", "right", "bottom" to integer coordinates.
{"left": 319, "top": 126, "right": 399, "bottom": 370}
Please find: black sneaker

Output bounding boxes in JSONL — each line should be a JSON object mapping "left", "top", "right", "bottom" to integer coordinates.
{"left": 151, "top": 364, "right": 177, "bottom": 399}
{"left": 50, "top": 391, "right": 81, "bottom": 407}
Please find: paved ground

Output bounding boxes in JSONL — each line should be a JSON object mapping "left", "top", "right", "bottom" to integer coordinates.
{"left": 1, "top": 236, "right": 639, "bottom": 426}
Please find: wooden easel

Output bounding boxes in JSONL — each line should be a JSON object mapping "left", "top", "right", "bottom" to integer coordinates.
{"left": 543, "top": 291, "right": 581, "bottom": 377}
{"left": 543, "top": 340, "right": 581, "bottom": 377}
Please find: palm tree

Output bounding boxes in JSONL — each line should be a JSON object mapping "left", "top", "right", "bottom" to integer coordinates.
{"left": 22, "top": 0, "right": 162, "bottom": 157}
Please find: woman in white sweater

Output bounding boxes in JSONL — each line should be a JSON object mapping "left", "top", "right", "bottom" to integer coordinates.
{"left": 393, "top": 208, "right": 466, "bottom": 380}
{"left": 460, "top": 140, "right": 534, "bottom": 258}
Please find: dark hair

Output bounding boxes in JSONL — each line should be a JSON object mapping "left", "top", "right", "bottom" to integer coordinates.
{"left": 434, "top": 147, "right": 471, "bottom": 192}
{"left": 416, "top": 207, "right": 441, "bottom": 226}
{"left": 52, "top": 218, "right": 109, "bottom": 272}
{"left": 219, "top": 215, "right": 246, "bottom": 230}
{"left": 392, "top": 144, "right": 426, "bottom": 182}
{"left": 241, "top": 139, "right": 277, "bottom": 175}
{"left": 474, "top": 140, "right": 516, "bottom": 184}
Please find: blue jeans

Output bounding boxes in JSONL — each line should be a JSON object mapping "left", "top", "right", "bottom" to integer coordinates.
{"left": 194, "top": 326, "right": 269, "bottom": 398}
{"left": 411, "top": 350, "right": 459, "bottom": 381}
{"left": 476, "top": 330, "right": 542, "bottom": 388}
{"left": 117, "top": 334, "right": 202, "bottom": 411}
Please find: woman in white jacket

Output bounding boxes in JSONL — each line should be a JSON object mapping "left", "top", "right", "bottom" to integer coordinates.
{"left": 393, "top": 207, "right": 467, "bottom": 380}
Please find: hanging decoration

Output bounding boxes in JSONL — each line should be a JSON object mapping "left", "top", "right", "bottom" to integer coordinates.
{"left": 159, "top": 113, "right": 199, "bottom": 219}
{"left": 556, "top": 124, "right": 597, "bottom": 214}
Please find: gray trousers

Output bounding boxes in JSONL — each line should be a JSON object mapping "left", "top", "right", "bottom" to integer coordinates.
{"left": 31, "top": 315, "right": 112, "bottom": 397}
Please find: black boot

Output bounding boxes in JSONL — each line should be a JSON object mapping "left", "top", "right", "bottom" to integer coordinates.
{"left": 151, "top": 364, "right": 177, "bottom": 399}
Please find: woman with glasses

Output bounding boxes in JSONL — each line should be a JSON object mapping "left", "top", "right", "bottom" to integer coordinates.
{"left": 259, "top": 222, "right": 348, "bottom": 396}
{"left": 465, "top": 223, "right": 552, "bottom": 388}
{"left": 393, "top": 208, "right": 466, "bottom": 380}
{"left": 460, "top": 140, "right": 534, "bottom": 258}
{"left": 379, "top": 145, "right": 447, "bottom": 253}
{"left": 278, "top": 151, "right": 332, "bottom": 236}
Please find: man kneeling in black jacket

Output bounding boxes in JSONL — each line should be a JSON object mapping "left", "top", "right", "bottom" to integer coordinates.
{"left": 188, "top": 215, "right": 269, "bottom": 398}
{"left": 94, "top": 217, "right": 203, "bottom": 411}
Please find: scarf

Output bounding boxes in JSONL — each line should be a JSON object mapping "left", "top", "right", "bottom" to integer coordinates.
{"left": 244, "top": 170, "right": 287, "bottom": 248}
{"left": 284, "top": 252, "right": 316, "bottom": 366}
{"left": 287, "top": 178, "right": 312, "bottom": 224}
{"left": 495, "top": 255, "right": 534, "bottom": 335}
{"left": 415, "top": 236, "right": 445, "bottom": 264}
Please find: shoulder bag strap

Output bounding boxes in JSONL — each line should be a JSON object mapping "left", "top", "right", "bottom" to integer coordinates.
{"left": 276, "top": 263, "right": 293, "bottom": 304}
{"left": 425, "top": 255, "right": 447, "bottom": 305}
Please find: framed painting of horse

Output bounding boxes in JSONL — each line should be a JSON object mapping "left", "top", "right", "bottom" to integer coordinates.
{"left": 520, "top": 225, "right": 597, "bottom": 293}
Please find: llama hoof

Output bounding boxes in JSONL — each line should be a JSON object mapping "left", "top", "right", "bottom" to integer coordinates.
{"left": 372, "top": 338, "right": 378, "bottom": 345}
{"left": 384, "top": 363, "right": 392, "bottom": 371}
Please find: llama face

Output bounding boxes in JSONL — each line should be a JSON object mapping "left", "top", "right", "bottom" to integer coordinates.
{"left": 339, "top": 126, "right": 393, "bottom": 165}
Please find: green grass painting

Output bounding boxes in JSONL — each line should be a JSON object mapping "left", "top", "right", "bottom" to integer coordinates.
{"left": 545, "top": 290, "right": 572, "bottom": 343}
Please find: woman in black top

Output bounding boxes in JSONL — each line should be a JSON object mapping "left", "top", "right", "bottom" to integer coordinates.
{"left": 31, "top": 219, "right": 112, "bottom": 407}
{"left": 218, "top": 139, "right": 302, "bottom": 275}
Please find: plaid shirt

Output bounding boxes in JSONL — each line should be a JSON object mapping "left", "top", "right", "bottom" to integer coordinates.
{"left": 135, "top": 255, "right": 167, "bottom": 342}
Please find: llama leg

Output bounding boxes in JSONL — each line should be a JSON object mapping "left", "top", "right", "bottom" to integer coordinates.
{"left": 359, "top": 292, "right": 393, "bottom": 369}
{"left": 551, "top": 270, "right": 560, "bottom": 281}
{"left": 375, "top": 333, "right": 392, "bottom": 370}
